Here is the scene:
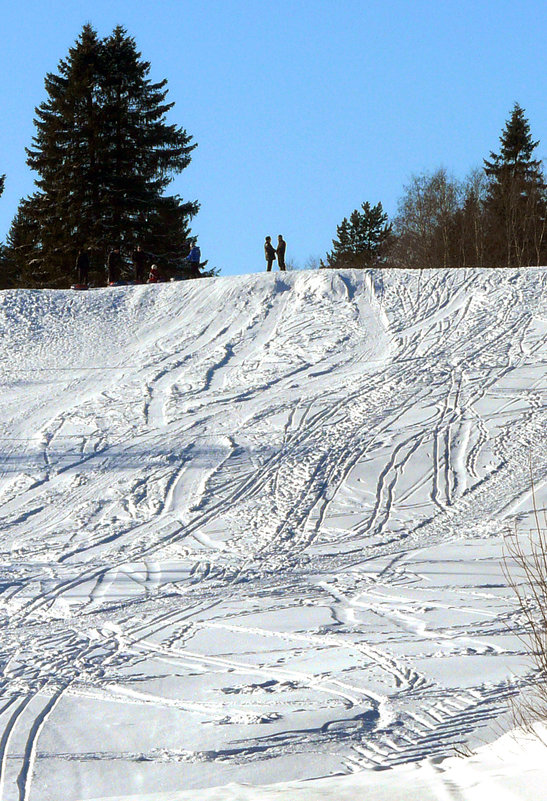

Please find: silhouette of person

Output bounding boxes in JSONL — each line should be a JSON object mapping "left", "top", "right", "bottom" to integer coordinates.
{"left": 276, "top": 235, "right": 286, "bottom": 271}
{"left": 75, "top": 247, "right": 90, "bottom": 285}
{"left": 264, "top": 236, "right": 276, "bottom": 272}
{"left": 107, "top": 246, "right": 122, "bottom": 284}
{"left": 132, "top": 245, "right": 148, "bottom": 283}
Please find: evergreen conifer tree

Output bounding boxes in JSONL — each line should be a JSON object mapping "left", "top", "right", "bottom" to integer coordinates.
{"left": 98, "top": 27, "right": 197, "bottom": 261}
{"left": 11, "top": 24, "right": 198, "bottom": 287}
{"left": 3, "top": 201, "right": 42, "bottom": 288}
{"left": 19, "top": 25, "right": 105, "bottom": 283}
{"left": 324, "top": 201, "right": 392, "bottom": 269}
{"left": 483, "top": 103, "right": 547, "bottom": 267}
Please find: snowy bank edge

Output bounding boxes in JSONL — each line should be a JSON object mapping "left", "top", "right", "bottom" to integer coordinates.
{"left": 80, "top": 723, "right": 547, "bottom": 801}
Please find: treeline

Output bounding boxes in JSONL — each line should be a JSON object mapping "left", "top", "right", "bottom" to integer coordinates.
{"left": 323, "top": 104, "right": 547, "bottom": 271}
{"left": 0, "top": 25, "right": 198, "bottom": 289}
{"left": 1, "top": 28, "right": 545, "bottom": 290}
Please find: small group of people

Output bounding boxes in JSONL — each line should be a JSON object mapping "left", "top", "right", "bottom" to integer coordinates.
{"left": 264, "top": 235, "right": 286, "bottom": 271}
{"left": 74, "top": 243, "right": 202, "bottom": 286}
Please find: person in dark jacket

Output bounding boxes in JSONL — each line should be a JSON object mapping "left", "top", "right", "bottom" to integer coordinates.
{"left": 107, "top": 246, "right": 122, "bottom": 284}
{"left": 131, "top": 245, "right": 148, "bottom": 283}
{"left": 186, "top": 244, "right": 201, "bottom": 277}
{"left": 75, "top": 247, "right": 90, "bottom": 285}
{"left": 276, "top": 235, "right": 286, "bottom": 271}
{"left": 264, "top": 236, "right": 276, "bottom": 272}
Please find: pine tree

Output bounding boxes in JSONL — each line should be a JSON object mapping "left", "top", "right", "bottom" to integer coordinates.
{"left": 324, "top": 201, "right": 392, "bottom": 269}
{"left": 12, "top": 24, "right": 198, "bottom": 287}
{"left": 19, "top": 25, "right": 104, "bottom": 284}
{"left": 483, "top": 103, "right": 547, "bottom": 267}
{"left": 2, "top": 201, "right": 42, "bottom": 288}
{"left": 98, "top": 27, "right": 197, "bottom": 262}
{"left": 0, "top": 174, "right": 4, "bottom": 197}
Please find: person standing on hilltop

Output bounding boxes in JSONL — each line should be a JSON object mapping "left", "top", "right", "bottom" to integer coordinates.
{"left": 147, "top": 263, "right": 161, "bottom": 283}
{"left": 75, "top": 246, "right": 90, "bottom": 285}
{"left": 107, "top": 245, "right": 122, "bottom": 284}
{"left": 264, "top": 236, "right": 276, "bottom": 272}
{"left": 186, "top": 243, "right": 201, "bottom": 277}
{"left": 131, "top": 244, "right": 148, "bottom": 283}
{"left": 276, "top": 235, "right": 286, "bottom": 271}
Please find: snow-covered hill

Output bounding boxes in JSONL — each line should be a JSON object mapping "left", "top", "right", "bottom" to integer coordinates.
{"left": 0, "top": 268, "right": 546, "bottom": 801}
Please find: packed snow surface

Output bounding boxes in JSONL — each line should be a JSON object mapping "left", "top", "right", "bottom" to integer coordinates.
{"left": 0, "top": 268, "right": 545, "bottom": 801}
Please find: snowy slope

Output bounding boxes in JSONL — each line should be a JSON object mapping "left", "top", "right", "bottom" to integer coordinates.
{"left": 0, "top": 268, "right": 545, "bottom": 801}
{"left": 84, "top": 723, "right": 547, "bottom": 801}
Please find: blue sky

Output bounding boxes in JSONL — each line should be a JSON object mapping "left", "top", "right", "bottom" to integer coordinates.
{"left": 1, "top": 0, "right": 546, "bottom": 276}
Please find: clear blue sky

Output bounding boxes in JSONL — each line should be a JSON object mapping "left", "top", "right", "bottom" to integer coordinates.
{"left": 1, "top": 0, "right": 546, "bottom": 276}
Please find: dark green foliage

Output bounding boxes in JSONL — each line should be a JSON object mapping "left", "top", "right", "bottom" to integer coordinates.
{"left": 485, "top": 103, "right": 539, "bottom": 171}
{"left": 8, "top": 24, "right": 198, "bottom": 287}
{"left": 199, "top": 265, "right": 220, "bottom": 278}
{"left": 483, "top": 103, "right": 547, "bottom": 267}
{"left": 0, "top": 174, "right": 4, "bottom": 198}
{"left": 96, "top": 27, "right": 197, "bottom": 260}
{"left": 324, "top": 201, "right": 392, "bottom": 269}
{"left": 0, "top": 182, "right": 43, "bottom": 290}
{"left": 2, "top": 200, "right": 43, "bottom": 288}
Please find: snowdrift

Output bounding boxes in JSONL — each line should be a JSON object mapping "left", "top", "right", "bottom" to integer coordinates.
{"left": 0, "top": 268, "right": 545, "bottom": 800}
{"left": 85, "top": 723, "right": 547, "bottom": 801}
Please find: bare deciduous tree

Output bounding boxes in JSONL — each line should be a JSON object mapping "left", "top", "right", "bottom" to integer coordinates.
{"left": 503, "top": 476, "right": 547, "bottom": 726}
{"left": 391, "top": 168, "right": 461, "bottom": 269}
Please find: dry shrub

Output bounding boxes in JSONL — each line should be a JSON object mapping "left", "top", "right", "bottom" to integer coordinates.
{"left": 503, "top": 474, "right": 547, "bottom": 724}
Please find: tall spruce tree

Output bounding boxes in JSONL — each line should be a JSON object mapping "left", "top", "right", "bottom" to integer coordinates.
{"left": 24, "top": 24, "right": 103, "bottom": 282}
{"left": 324, "top": 201, "right": 392, "bottom": 269}
{"left": 98, "top": 27, "right": 197, "bottom": 261}
{"left": 483, "top": 103, "right": 547, "bottom": 267}
{"left": 10, "top": 24, "right": 198, "bottom": 287}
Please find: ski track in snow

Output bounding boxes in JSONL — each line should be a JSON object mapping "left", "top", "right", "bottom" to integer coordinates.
{"left": 0, "top": 267, "right": 545, "bottom": 799}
